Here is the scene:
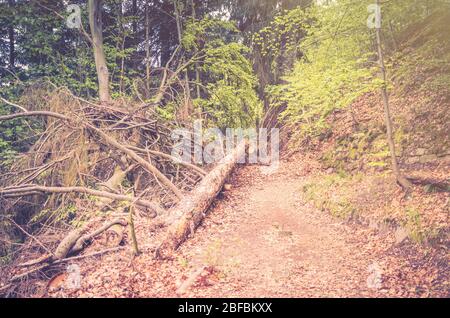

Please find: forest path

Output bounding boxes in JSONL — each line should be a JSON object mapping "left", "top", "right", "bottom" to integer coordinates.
{"left": 48, "top": 156, "right": 446, "bottom": 298}
{"left": 174, "top": 160, "right": 394, "bottom": 297}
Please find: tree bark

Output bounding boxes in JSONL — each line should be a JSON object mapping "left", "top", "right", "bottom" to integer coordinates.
{"left": 191, "top": 0, "right": 201, "bottom": 99}
{"left": 129, "top": 205, "right": 140, "bottom": 256}
{"left": 8, "top": 0, "right": 15, "bottom": 69}
{"left": 88, "top": 124, "right": 184, "bottom": 200}
{"left": 155, "top": 140, "right": 246, "bottom": 259}
{"left": 375, "top": 0, "right": 412, "bottom": 189}
{"left": 145, "top": 4, "right": 151, "bottom": 96}
{"left": 88, "top": 0, "right": 111, "bottom": 103}
{"left": 174, "top": 0, "right": 192, "bottom": 120}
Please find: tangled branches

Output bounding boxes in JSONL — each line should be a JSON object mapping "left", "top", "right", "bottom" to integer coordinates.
{"left": 0, "top": 86, "right": 207, "bottom": 278}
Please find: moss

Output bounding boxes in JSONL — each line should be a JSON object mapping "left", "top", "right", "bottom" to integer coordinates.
{"left": 405, "top": 208, "right": 425, "bottom": 244}
{"left": 302, "top": 174, "right": 356, "bottom": 220}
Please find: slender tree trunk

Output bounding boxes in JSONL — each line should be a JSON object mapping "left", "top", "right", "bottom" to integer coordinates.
{"left": 174, "top": 0, "right": 192, "bottom": 120}
{"left": 160, "top": 0, "right": 173, "bottom": 67}
{"left": 145, "top": 4, "right": 151, "bottom": 96}
{"left": 132, "top": 0, "right": 138, "bottom": 34}
{"left": 117, "top": 2, "right": 125, "bottom": 95}
{"left": 8, "top": 0, "right": 15, "bottom": 69}
{"left": 192, "top": 0, "right": 201, "bottom": 99}
{"left": 88, "top": 0, "right": 111, "bottom": 103}
{"left": 375, "top": 0, "right": 412, "bottom": 189}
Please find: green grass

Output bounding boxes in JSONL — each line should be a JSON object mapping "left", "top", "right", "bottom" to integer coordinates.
{"left": 302, "top": 174, "right": 357, "bottom": 219}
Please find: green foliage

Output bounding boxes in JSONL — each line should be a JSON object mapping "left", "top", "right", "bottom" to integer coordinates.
{"left": 0, "top": 95, "right": 41, "bottom": 172}
{"left": 302, "top": 174, "right": 357, "bottom": 219}
{"left": 31, "top": 204, "right": 78, "bottom": 225}
{"left": 268, "top": 1, "right": 378, "bottom": 142}
{"left": 392, "top": 7, "right": 450, "bottom": 94}
{"left": 268, "top": 0, "right": 449, "bottom": 146}
{"left": 183, "top": 17, "right": 262, "bottom": 128}
{"left": 252, "top": 7, "right": 308, "bottom": 79}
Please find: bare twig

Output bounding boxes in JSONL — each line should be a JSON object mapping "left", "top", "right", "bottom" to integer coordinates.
{"left": 0, "top": 185, "right": 163, "bottom": 213}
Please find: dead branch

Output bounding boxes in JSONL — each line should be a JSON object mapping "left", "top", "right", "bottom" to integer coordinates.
{"left": 0, "top": 97, "right": 28, "bottom": 112}
{"left": 71, "top": 218, "right": 128, "bottom": 254}
{"left": 127, "top": 145, "right": 207, "bottom": 176}
{"left": 0, "top": 185, "right": 163, "bottom": 213}
{"left": 0, "top": 107, "right": 183, "bottom": 200}
{"left": 87, "top": 124, "right": 184, "bottom": 200}
{"left": 9, "top": 246, "right": 126, "bottom": 283}
{"left": 0, "top": 110, "right": 69, "bottom": 122}
{"left": 17, "top": 218, "right": 127, "bottom": 268}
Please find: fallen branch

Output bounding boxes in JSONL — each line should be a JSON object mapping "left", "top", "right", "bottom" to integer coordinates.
{"left": 0, "top": 185, "right": 164, "bottom": 214}
{"left": 17, "top": 218, "right": 127, "bottom": 269}
{"left": 127, "top": 145, "right": 207, "bottom": 176}
{"left": 0, "top": 97, "right": 28, "bottom": 112}
{"left": 0, "top": 107, "right": 184, "bottom": 200}
{"left": 0, "top": 110, "right": 69, "bottom": 122}
{"left": 86, "top": 124, "right": 185, "bottom": 200}
{"left": 10, "top": 246, "right": 126, "bottom": 283}
{"left": 71, "top": 218, "right": 128, "bottom": 254}
{"left": 155, "top": 140, "right": 246, "bottom": 259}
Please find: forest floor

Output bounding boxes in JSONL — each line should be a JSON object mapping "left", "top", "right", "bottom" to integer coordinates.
{"left": 40, "top": 154, "right": 448, "bottom": 298}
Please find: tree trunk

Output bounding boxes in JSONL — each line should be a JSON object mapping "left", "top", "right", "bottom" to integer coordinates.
{"left": 375, "top": 0, "right": 412, "bottom": 190}
{"left": 191, "top": 0, "right": 201, "bottom": 99}
{"left": 132, "top": 0, "right": 138, "bottom": 34}
{"left": 155, "top": 140, "right": 246, "bottom": 259}
{"left": 174, "top": 0, "right": 192, "bottom": 120}
{"left": 145, "top": 4, "right": 151, "bottom": 96}
{"left": 117, "top": 2, "right": 125, "bottom": 94}
{"left": 159, "top": 0, "right": 173, "bottom": 67}
{"left": 8, "top": 0, "right": 15, "bottom": 69}
{"left": 88, "top": 0, "right": 111, "bottom": 103}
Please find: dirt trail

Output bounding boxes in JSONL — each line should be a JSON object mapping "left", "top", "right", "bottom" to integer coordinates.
{"left": 46, "top": 157, "right": 447, "bottom": 298}
{"left": 170, "top": 158, "right": 447, "bottom": 298}
{"left": 175, "top": 162, "right": 388, "bottom": 297}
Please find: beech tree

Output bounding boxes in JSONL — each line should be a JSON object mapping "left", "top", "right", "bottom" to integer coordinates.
{"left": 88, "top": 0, "right": 110, "bottom": 103}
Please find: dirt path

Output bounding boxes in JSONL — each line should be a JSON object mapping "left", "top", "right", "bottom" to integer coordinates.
{"left": 170, "top": 157, "right": 448, "bottom": 298}
{"left": 173, "top": 162, "right": 389, "bottom": 297}
{"left": 45, "top": 157, "right": 447, "bottom": 298}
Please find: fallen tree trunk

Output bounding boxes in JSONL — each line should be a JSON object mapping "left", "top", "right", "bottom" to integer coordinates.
{"left": 155, "top": 140, "right": 246, "bottom": 259}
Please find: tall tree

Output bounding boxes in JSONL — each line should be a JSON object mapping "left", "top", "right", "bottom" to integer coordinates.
{"left": 7, "top": 0, "right": 14, "bottom": 69}
{"left": 88, "top": 0, "right": 111, "bottom": 103}
{"left": 174, "top": 0, "right": 192, "bottom": 120}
